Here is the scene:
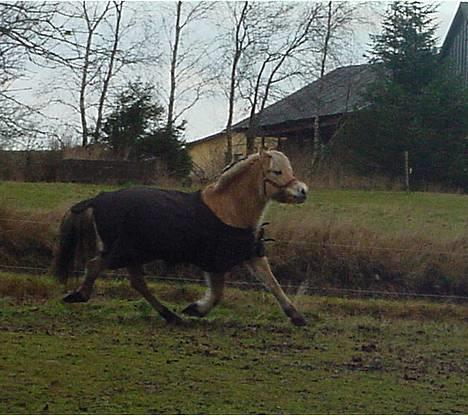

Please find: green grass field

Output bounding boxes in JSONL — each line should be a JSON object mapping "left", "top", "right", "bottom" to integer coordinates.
{"left": 1, "top": 181, "right": 467, "bottom": 413}
{"left": 1, "top": 181, "right": 467, "bottom": 240}
{"left": 0, "top": 181, "right": 120, "bottom": 211}
{"left": 1, "top": 273, "right": 467, "bottom": 414}
{"left": 268, "top": 189, "right": 467, "bottom": 240}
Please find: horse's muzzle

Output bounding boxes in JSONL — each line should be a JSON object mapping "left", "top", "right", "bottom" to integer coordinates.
{"left": 291, "top": 183, "right": 308, "bottom": 203}
{"left": 293, "top": 189, "right": 307, "bottom": 203}
{"left": 273, "top": 181, "right": 308, "bottom": 204}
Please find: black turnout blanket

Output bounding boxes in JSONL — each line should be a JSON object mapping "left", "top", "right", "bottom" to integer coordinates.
{"left": 71, "top": 187, "right": 260, "bottom": 273}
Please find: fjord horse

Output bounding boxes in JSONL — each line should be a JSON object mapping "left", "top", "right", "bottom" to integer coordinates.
{"left": 54, "top": 149, "right": 308, "bottom": 326}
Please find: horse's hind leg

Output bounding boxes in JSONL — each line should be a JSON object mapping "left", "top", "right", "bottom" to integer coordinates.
{"left": 63, "top": 210, "right": 104, "bottom": 303}
{"left": 63, "top": 255, "right": 104, "bottom": 303}
{"left": 127, "top": 265, "right": 183, "bottom": 325}
{"left": 182, "top": 272, "right": 225, "bottom": 317}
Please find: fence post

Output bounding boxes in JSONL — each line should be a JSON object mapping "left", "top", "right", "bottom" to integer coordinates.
{"left": 404, "top": 150, "right": 410, "bottom": 192}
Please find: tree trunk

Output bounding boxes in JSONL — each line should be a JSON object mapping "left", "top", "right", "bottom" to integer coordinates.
{"left": 94, "top": 1, "right": 123, "bottom": 143}
{"left": 225, "top": 2, "right": 249, "bottom": 164}
{"left": 311, "top": 116, "right": 321, "bottom": 169}
{"left": 246, "top": 116, "right": 258, "bottom": 155}
{"left": 80, "top": 33, "right": 92, "bottom": 147}
{"left": 79, "top": 2, "right": 111, "bottom": 147}
{"left": 167, "top": 1, "right": 182, "bottom": 133}
{"left": 225, "top": 128, "right": 233, "bottom": 164}
{"left": 310, "top": 1, "right": 332, "bottom": 172}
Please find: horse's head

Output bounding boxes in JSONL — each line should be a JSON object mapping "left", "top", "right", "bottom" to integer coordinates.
{"left": 259, "top": 149, "right": 308, "bottom": 204}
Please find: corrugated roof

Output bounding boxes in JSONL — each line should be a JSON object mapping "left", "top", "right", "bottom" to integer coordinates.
{"left": 233, "top": 63, "right": 376, "bottom": 130}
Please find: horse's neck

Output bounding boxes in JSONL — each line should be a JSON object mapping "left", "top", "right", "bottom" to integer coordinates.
{"left": 202, "top": 168, "right": 267, "bottom": 229}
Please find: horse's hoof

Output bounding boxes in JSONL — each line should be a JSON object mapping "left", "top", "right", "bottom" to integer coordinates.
{"left": 163, "top": 311, "right": 184, "bottom": 325}
{"left": 62, "top": 291, "right": 87, "bottom": 303}
{"left": 285, "top": 307, "right": 307, "bottom": 326}
{"left": 182, "top": 303, "right": 205, "bottom": 318}
{"left": 290, "top": 314, "right": 307, "bottom": 327}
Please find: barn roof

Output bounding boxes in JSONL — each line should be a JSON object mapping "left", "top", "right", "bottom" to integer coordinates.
{"left": 186, "top": 131, "right": 224, "bottom": 146}
{"left": 441, "top": 2, "right": 468, "bottom": 57}
{"left": 233, "top": 63, "right": 377, "bottom": 130}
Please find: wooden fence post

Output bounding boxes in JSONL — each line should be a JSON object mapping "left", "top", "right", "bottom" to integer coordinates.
{"left": 404, "top": 150, "right": 410, "bottom": 192}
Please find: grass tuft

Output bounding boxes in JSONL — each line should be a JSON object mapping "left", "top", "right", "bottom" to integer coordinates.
{"left": 0, "top": 273, "right": 58, "bottom": 304}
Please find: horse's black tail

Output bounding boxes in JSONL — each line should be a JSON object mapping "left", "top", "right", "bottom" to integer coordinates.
{"left": 53, "top": 210, "right": 80, "bottom": 283}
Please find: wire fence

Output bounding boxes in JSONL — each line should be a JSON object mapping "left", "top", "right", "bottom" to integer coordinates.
{"left": 0, "top": 218, "right": 53, "bottom": 225}
{"left": 273, "top": 239, "right": 468, "bottom": 257}
{"left": 1, "top": 263, "right": 468, "bottom": 303}
{"left": 1, "top": 212, "right": 467, "bottom": 303}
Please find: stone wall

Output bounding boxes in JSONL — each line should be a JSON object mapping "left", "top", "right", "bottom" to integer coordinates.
{"left": 0, "top": 150, "right": 166, "bottom": 184}
{"left": 56, "top": 158, "right": 166, "bottom": 184}
{"left": 0, "top": 150, "right": 63, "bottom": 182}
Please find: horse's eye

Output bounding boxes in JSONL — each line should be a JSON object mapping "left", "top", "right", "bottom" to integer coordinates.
{"left": 272, "top": 170, "right": 282, "bottom": 176}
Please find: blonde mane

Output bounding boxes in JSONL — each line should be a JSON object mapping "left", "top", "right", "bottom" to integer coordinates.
{"left": 213, "top": 153, "right": 260, "bottom": 192}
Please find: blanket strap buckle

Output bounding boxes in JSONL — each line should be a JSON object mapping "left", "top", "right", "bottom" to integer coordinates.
{"left": 255, "top": 222, "right": 275, "bottom": 257}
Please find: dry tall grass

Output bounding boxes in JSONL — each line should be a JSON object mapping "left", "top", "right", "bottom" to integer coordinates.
{"left": 293, "top": 157, "right": 464, "bottom": 193}
{"left": 266, "top": 218, "right": 468, "bottom": 297}
{"left": 0, "top": 205, "right": 59, "bottom": 269}
{"left": 0, "top": 273, "right": 58, "bottom": 303}
{"left": 0, "top": 203, "right": 466, "bottom": 298}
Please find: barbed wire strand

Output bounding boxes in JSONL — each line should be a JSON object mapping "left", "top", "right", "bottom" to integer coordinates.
{"left": 0, "top": 218, "right": 53, "bottom": 225}
{"left": 1, "top": 263, "right": 467, "bottom": 302}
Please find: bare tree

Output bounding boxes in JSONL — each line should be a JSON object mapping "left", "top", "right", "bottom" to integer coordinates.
{"left": 78, "top": 1, "right": 112, "bottom": 147}
{"left": 310, "top": 1, "right": 366, "bottom": 171}
{"left": 161, "top": 1, "right": 215, "bottom": 132}
{"left": 167, "top": 1, "right": 182, "bottom": 132}
{"left": 93, "top": 1, "right": 124, "bottom": 143}
{"left": 312, "top": 1, "right": 339, "bottom": 169}
{"left": 0, "top": 2, "right": 67, "bottom": 148}
{"left": 39, "top": 1, "right": 147, "bottom": 147}
{"left": 215, "top": 2, "right": 253, "bottom": 163}
{"left": 237, "top": 2, "right": 325, "bottom": 154}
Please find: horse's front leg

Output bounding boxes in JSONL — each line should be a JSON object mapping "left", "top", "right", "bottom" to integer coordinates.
{"left": 246, "top": 256, "right": 307, "bottom": 326}
{"left": 182, "top": 272, "right": 225, "bottom": 317}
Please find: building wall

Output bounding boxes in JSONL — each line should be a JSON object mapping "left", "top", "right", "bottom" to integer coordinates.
{"left": 445, "top": 11, "right": 468, "bottom": 84}
{"left": 188, "top": 133, "right": 278, "bottom": 178}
